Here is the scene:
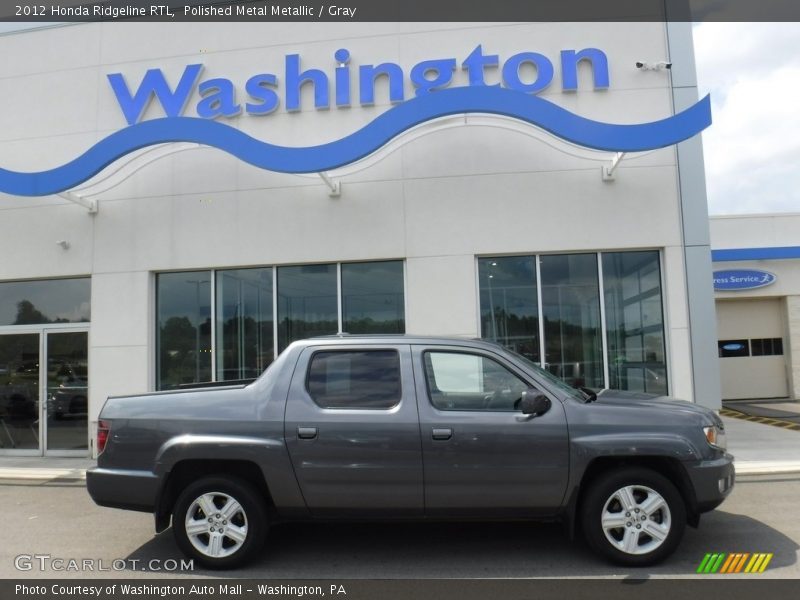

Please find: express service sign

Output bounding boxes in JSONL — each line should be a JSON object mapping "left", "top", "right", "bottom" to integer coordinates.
{"left": 713, "top": 269, "right": 777, "bottom": 291}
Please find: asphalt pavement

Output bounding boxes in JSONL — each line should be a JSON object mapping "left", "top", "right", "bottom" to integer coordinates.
{"left": 1, "top": 472, "right": 798, "bottom": 579}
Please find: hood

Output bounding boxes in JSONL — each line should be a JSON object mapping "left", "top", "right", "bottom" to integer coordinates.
{"left": 595, "top": 389, "right": 722, "bottom": 426}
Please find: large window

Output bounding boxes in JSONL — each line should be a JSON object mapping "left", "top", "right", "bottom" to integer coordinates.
{"left": 156, "top": 261, "right": 405, "bottom": 390}
{"left": 341, "top": 262, "right": 405, "bottom": 334}
{"left": 478, "top": 251, "right": 668, "bottom": 394}
{"left": 216, "top": 268, "right": 274, "bottom": 381}
{"left": 478, "top": 257, "right": 539, "bottom": 363}
{"left": 156, "top": 272, "right": 212, "bottom": 389}
{"left": 541, "top": 254, "right": 603, "bottom": 389}
{"left": 277, "top": 265, "right": 338, "bottom": 352}
{"left": 0, "top": 278, "right": 90, "bottom": 325}
{"left": 603, "top": 251, "right": 667, "bottom": 395}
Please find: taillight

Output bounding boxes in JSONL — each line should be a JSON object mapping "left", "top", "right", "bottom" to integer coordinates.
{"left": 97, "top": 420, "right": 111, "bottom": 454}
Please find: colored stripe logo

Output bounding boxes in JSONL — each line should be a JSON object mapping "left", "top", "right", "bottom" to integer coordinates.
{"left": 696, "top": 553, "right": 774, "bottom": 574}
{"left": 0, "top": 87, "right": 712, "bottom": 197}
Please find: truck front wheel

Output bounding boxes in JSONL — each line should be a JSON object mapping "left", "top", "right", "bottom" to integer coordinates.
{"left": 172, "top": 476, "right": 267, "bottom": 569}
{"left": 581, "top": 467, "right": 687, "bottom": 566}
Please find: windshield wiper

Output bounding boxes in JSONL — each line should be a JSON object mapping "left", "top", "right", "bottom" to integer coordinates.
{"left": 579, "top": 386, "right": 598, "bottom": 403}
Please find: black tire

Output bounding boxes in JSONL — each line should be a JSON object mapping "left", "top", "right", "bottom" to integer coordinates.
{"left": 172, "top": 476, "right": 267, "bottom": 569}
{"left": 581, "top": 467, "right": 687, "bottom": 566}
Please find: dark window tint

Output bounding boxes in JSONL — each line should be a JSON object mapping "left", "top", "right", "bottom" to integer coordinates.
{"left": 718, "top": 340, "right": 749, "bottom": 358}
{"left": 156, "top": 272, "right": 212, "bottom": 389}
{"left": 751, "top": 338, "right": 783, "bottom": 356}
{"left": 478, "top": 256, "right": 540, "bottom": 363}
{"left": 423, "top": 351, "right": 529, "bottom": 412}
{"left": 307, "top": 350, "right": 401, "bottom": 409}
{"left": 540, "top": 254, "right": 604, "bottom": 389}
{"left": 216, "top": 268, "right": 274, "bottom": 381}
{"left": 277, "top": 265, "right": 337, "bottom": 352}
{"left": 0, "top": 278, "right": 90, "bottom": 325}
{"left": 341, "top": 261, "right": 405, "bottom": 334}
{"left": 602, "top": 251, "right": 667, "bottom": 396}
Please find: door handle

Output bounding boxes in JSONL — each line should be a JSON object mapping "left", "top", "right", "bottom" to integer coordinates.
{"left": 297, "top": 427, "right": 318, "bottom": 440}
{"left": 432, "top": 428, "right": 452, "bottom": 441}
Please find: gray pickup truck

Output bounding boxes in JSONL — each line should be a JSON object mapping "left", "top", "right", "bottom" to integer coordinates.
{"left": 87, "top": 335, "right": 734, "bottom": 569}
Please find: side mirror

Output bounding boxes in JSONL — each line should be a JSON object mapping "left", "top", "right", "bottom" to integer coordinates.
{"left": 519, "top": 389, "right": 551, "bottom": 416}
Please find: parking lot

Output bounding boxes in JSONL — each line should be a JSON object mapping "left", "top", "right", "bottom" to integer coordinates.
{"left": 3, "top": 473, "right": 798, "bottom": 580}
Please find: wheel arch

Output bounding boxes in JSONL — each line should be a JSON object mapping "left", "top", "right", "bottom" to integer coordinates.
{"left": 155, "top": 458, "right": 275, "bottom": 533}
{"left": 564, "top": 455, "right": 699, "bottom": 539}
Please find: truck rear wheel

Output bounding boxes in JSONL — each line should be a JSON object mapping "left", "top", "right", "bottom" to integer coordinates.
{"left": 172, "top": 476, "right": 267, "bottom": 569}
{"left": 581, "top": 467, "right": 686, "bottom": 566}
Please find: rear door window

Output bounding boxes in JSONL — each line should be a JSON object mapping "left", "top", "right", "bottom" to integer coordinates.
{"left": 307, "top": 350, "right": 402, "bottom": 409}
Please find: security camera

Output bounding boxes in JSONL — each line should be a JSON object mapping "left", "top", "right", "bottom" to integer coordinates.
{"left": 636, "top": 61, "right": 673, "bottom": 71}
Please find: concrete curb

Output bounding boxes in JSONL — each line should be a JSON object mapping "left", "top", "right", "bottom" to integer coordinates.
{"left": 735, "top": 461, "right": 800, "bottom": 476}
{"left": 0, "top": 468, "right": 87, "bottom": 482}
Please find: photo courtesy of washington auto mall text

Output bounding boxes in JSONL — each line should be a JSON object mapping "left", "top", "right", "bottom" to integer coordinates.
{"left": 1, "top": 1, "right": 800, "bottom": 599}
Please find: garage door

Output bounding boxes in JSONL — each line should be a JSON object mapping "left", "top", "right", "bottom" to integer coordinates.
{"left": 716, "top": 299, "right": 788, "bottom": 400}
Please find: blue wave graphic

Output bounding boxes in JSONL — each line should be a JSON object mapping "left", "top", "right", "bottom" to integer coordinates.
{"left": 0, "top": 87, "right": 711, "bottom": 196}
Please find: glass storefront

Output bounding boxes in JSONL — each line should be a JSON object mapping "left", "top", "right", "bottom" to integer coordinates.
{"left": 540, "top": 254, "right": 604, "bottom": 389}
{"left": 277, "top": 264, "right": 338, "bottom": 352}
{"left": 216, "top": 268, "right": 274, "bottom": 381}
{"left": 0, "top": 278, "right": 90, "bottom": 325}
{"left": 602, "top": 251, "right": 667, "bottom": 395}
{"left": 45, "top": 331, "right": 89, "bottom": 451}
{"left": 157, "top": 261, "right": 406, "bottom": 389}
{"left": 478, "top": 256, "right": 539, "bottom": 363}
{"left": 479, "top": 251, "right": 668, "bottom": 393}
{"left": 0, "top": 333, "right": 39, "bottom": 450}
{"left": 0, "top": 278, "right": 91, "bottom": 455}
{"left": 341, "top": 261, "right": 405, "bottom": 334}
{"left": 156, "top": 272, "right": 212, "bottom": 390}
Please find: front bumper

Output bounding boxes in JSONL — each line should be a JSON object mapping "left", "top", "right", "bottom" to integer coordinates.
{"left": 685, "top": 452, "right": 735, "bottom": 513}
{"left": 86, "top": 467, "right": 160, "bottom": 513}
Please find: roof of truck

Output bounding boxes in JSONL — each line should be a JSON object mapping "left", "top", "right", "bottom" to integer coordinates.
{"left": 304, "top": 333, "right": 505, "bottom": 349}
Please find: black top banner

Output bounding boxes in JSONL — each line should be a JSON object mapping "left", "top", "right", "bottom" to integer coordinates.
{"left": 1, "top": 0, "right": 800, "bottom": 22}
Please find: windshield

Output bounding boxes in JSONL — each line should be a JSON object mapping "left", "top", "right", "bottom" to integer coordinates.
{"left": 504, "top": 348, "right": 590, "bottom": 402}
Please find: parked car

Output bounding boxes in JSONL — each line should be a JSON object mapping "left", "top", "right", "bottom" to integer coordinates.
{"left": 47, "top": 378, "right": 88, "bottom": 420}
{"left": 87, "top": 335, "right": 734, "bottom": 569}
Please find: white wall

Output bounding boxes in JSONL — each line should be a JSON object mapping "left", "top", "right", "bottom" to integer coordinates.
{"left": 0, "top": 21, "right": 701, "bottom": 428}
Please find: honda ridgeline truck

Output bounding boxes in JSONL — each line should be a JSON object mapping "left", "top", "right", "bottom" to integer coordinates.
{"left": 87, "top": 336, "right": 734, "bottom": 569}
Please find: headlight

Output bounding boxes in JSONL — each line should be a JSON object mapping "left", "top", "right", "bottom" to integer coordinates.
{"left": 703, "top": 425, "right": 727, "bottom": 450}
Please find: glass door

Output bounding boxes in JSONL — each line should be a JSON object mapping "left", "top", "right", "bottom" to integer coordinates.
{"left": 44, "top": 330, "right": 89, "bottom": 455}
{"left": 0, "top": 333, "right": 41, "bottom": 453}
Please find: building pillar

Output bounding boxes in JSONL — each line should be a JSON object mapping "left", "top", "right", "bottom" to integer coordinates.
{"left": 787, "top": 295, "right": 800, "bottom": 400}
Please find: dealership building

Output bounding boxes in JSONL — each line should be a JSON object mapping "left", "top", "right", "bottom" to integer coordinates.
{"left": 0, "top": 21, "right": 722, "bottom": 457}
{"left": 711, "top": 213, "right": 800, "bottom": 402}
